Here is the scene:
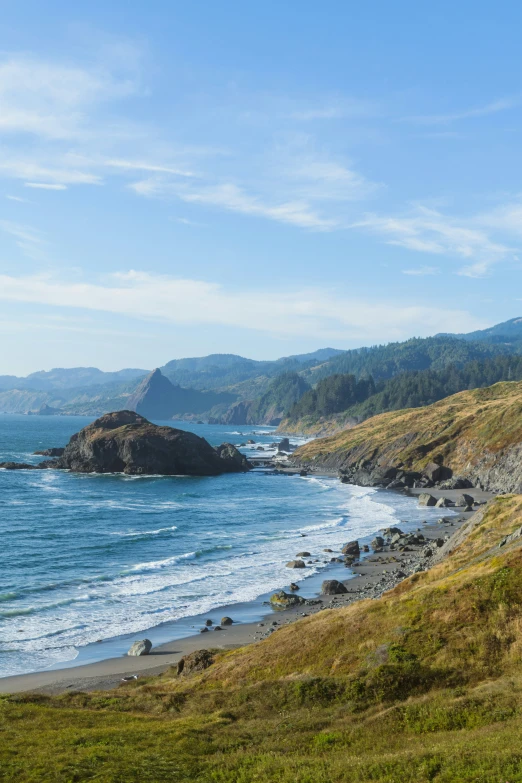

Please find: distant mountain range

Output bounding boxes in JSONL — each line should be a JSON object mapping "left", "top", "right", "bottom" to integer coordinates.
{"left": 2, "top": 318, "right": 522, "bottom": 422}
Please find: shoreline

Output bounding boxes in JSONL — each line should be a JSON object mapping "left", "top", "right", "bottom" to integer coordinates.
{"left": 0, "top": 480, "right": 494, "bottom": 695}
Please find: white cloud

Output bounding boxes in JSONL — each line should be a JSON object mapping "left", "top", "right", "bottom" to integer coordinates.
{"left": 104, "top": 159, "right": 196, "bottom": 177}
{"left": 403, "top": 96, "right": 520, "bottom": 125}
{"left": 25, "top": 182, "right": 67, "bottom": 190}
{"left": 6, "top": 194, "right": 28, "bottom": 202}
{"left": 0, "top": 56, "right": 137, "bottom": 140}
{"left": 0, "top": 269, "right": 485, "bottom": 342}
{"left": 353, "top": 206, "right": 512, "bottom": 275}
{"left": 178, "top": 183, "right": 337, "bottom": 229}
{"left": 0, "top": 220, "right": 46, "bottom": 259}
{"left": 0, "top": 159, "right": 102, "bottom": 185}
{"left": 402, "top": 266, "right": 440, "bottom": 276}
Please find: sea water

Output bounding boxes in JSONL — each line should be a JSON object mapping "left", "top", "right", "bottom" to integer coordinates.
{"left": 0, "top": 415, "right": 445, "bottom": 677}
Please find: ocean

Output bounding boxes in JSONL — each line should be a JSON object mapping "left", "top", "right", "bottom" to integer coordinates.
{"left": 0, "top": 415, "right": 445, "bottom": 677}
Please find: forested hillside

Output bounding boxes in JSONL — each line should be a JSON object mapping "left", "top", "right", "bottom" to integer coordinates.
{"left": 283, "top": 355, "right": 522, "bottom": 433}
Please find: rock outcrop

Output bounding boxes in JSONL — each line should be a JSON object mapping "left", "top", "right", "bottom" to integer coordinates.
{"left": 291, "top": 381, "right": 522, "bottom": 493}
{"left": 50, "top": 411, "right": 251, "bottom": 476}
{"left": 177, "top": 649, "right": 215, "bottom": 676}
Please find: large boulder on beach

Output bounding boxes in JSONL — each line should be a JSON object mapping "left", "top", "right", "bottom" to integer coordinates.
{"left": 455, "top": 493, "right": 475, "bottom": 507}
{"left": 50, "top": 411, "right": 251, "bottom": 476}
{"left": 270, "top": 590, "right": 306, "bottom": 608}
{"left": 418, "top": 493, "right": 437, "bottom": 507}
{"left": 341, "top": 540, "right": 360, "bottom": 556}
{"left": 321, "top": 579, "right": 348, "bottom": 595}
{"left": 286, "top": 559, "right": 306, "bottom": 568}
{"left": 220, "top": 616, "right": 233, "bottom": 626}
{"left": 176, "top": 649, "right": 215, "bottom": 676}
{"left": 127, "top": 639, "right": 152, "bottom": 656}
{"left": 435, "top": 496, "right": 454, "bottom": 508}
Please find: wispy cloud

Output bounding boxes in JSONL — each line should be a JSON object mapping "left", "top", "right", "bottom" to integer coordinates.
{"left": 0, "top": 269, "right": 485, "bottom": 342}
{"left": 0, "top": 56, "right": 137, "bottom": 140}
{"left": 403, "top": 96, "right": 520, "bottom": 125}
{"left": 25, "top": 182, "right": 67, "bottom": 190}
{"left": 0, "top": 219, "right": 46, "bottom": 259}
{"left": 352, "top": 206, "right": 512, "bottom": 276}
{"left": 6, "top": 194, "right": 28, "bottom": 202}
{"left": 104, "top": 159, "right": 196, "bottom": 177}
{"left": 177, "top": 183, "right": 338, "bottom": 230}
{"left": 402, "top": 266, "right": 440, "bottom": 276}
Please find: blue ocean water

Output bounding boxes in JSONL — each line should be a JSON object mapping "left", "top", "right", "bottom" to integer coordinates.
{"left": 0, "top": 415, "right": 446, "bottom": 677}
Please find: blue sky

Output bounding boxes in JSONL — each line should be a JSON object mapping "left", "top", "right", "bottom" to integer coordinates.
{"left": 1, "top": 0, "right": 522, "bottom": 374}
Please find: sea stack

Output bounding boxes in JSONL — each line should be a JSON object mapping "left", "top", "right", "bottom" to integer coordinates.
{"left": 51, "top": 410, "right": 251, "bottom": 476}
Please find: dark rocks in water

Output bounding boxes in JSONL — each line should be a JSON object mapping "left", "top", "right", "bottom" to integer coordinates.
{"left": 321, "top": 579, "right": 348, "bottom": 595}
{"left": 33, "top": 447, "right": 65, "bottom": 457}
{"left": 362, "top": 544, "right": 370, "bottom": 552}
{"left": 205, "top": 619, "right": 213, "bottom": 626}
{"left": 277, "top": 438, "right": 290, "bottom": 453}
{"left": 270, "top": 590, "right": 306, "bottom": 608}
{"left": 246, "top": 439, "right": 255, "bottom": 445}
{"left": 296, "top": 551, "right": 311, "bottom": 557}
{"left": 220, "top": 616, "right": 233, "bottom": 625}
{"left": 371, "top": 536, "right": 385, "bottom": 550}
{"left": 299, "top": 470, "right": 308, "bottom": 477}
{"left": 0, "top": 462, "right": 43, "bottom": 470}
{"left": 52, "top": 411, "right": 251, "bottom": 476}
{"left": 127, "top": 639, "right": 152, "bottom": 656}
{"left": 286, "top": 559, "right": 306, "bottom": 568}
{"left": 289, "top": 583, "right": 299, "bottom": 591}
{"left": 341, "top": 540, "right": 360, "bottom": 556}
{"left": 214, "top": 443, "right": 251, "bottom": 472}
{"left": 418, "top": 493, "right": 437, "bottom": 507}
{"left": 177, "top": 649, "right": 215, "bottom": 676}
{"left": 200, "top": 627, "right": 209, "bottom": 633}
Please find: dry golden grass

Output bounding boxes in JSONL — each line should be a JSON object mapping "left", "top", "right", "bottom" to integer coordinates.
{"left": 5, "top": 496, "right": 522, "bottom": 781}
{"left": 293, "top": 380, "right": 522, "bottom": 476}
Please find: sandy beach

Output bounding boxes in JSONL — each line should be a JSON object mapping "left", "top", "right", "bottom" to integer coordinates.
{"left": 0, "top": 481, "right": 493, "bottom": 696}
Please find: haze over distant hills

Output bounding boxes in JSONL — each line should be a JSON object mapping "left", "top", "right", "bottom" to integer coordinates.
{"left": 2, "top": 318, "right": 522, "bottom": 423}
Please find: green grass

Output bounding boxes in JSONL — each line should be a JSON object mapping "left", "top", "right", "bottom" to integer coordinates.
{"left": 4, "top": 496, "right": 522, "bottom": 781}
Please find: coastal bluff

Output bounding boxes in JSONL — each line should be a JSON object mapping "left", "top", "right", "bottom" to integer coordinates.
{"left": 1, "top": 411, "right": 251, "bottom": 476}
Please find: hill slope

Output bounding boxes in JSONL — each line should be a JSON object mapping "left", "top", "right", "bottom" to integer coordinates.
{"left": 292, "top": 380, "right": 522, "bottom": 492}
{"left": 5, "top": 495, "right": 522, "bottom": 781}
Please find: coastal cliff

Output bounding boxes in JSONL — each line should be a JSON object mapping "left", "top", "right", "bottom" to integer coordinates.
{"left": 52, "top": 410, "right": 250, "bottom": 475}
{"left": 291, "top": 380, "right": 522, "bottom": 493}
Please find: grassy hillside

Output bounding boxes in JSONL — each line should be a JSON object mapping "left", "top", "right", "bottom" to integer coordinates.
{"left": 4, "top": 496, "right": 522, "bottom": 781}
{"left": 291, "top": 380, "right": 522, "bottom": 488}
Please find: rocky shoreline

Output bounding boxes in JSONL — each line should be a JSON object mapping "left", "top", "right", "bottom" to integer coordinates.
{"left": 0, "top": 475, "right": 492, "bottom": 695}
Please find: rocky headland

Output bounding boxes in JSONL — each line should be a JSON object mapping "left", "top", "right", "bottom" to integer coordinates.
{"left": 288, "top": 381, "right": 522, "bottom": 494}
{"left": 1, "top": 411, "right": 251, "bottom": 476}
